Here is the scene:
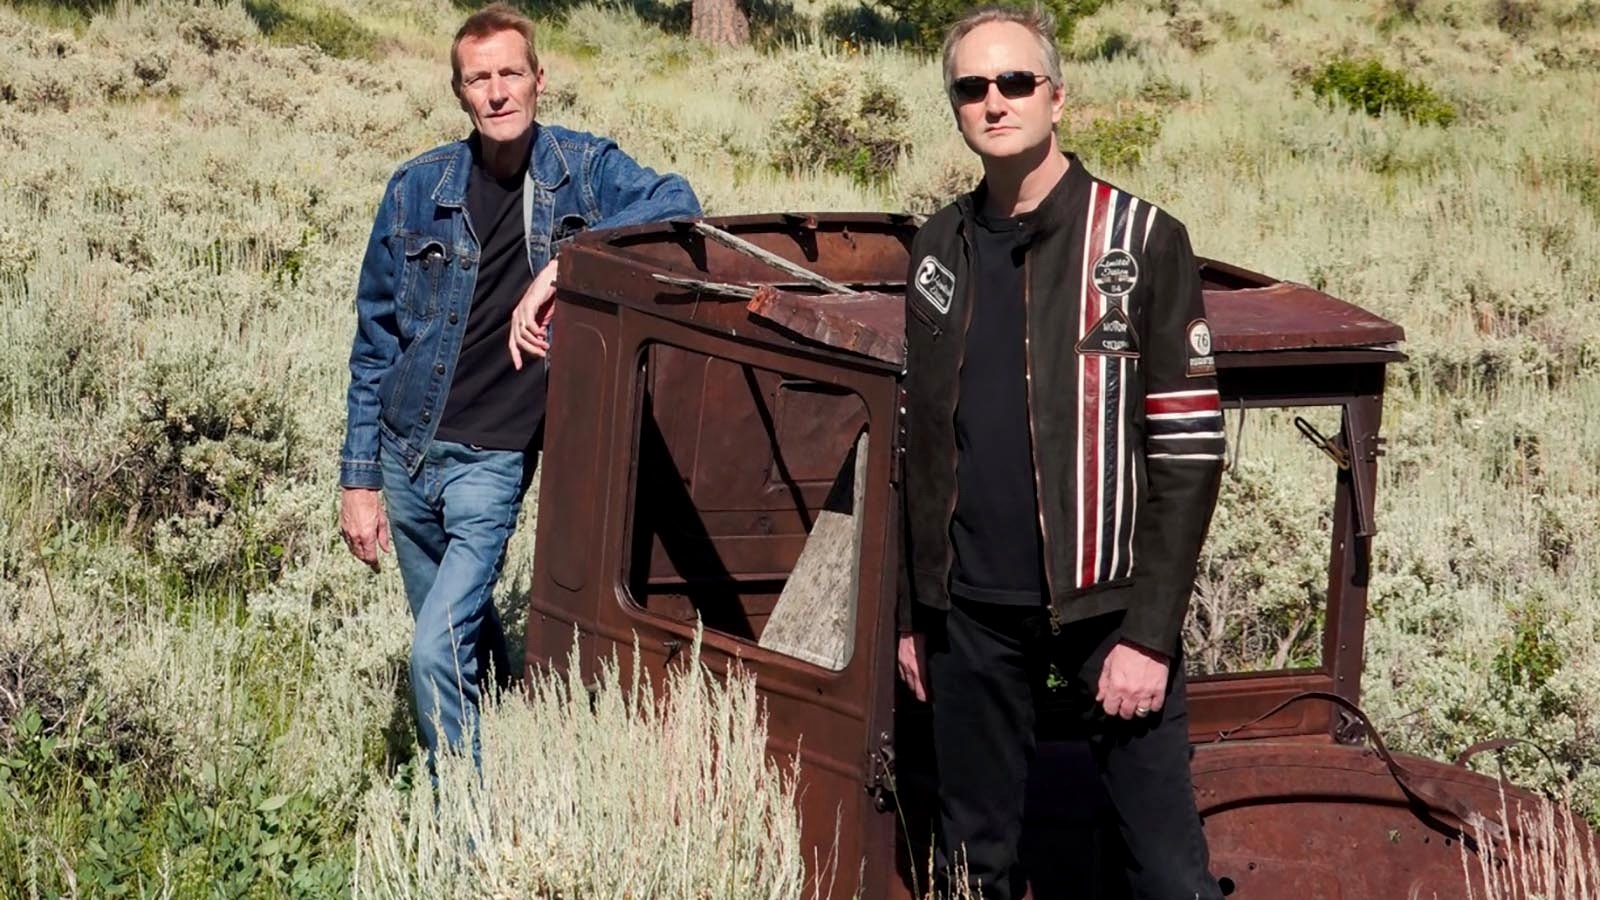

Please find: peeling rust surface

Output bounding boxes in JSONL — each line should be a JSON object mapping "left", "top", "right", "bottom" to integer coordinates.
{"left": 746, "top": 286, "right": 906, "bottom": 366}
{"left": 1192, "top": 740, "right": 1592, "bottom": 900}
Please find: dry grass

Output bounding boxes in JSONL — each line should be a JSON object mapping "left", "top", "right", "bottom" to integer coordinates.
{"left": 1461, "top": 787, "right": 1600, "bottom": 899}
{"left": 352, "top": 633, "right": 813, "bottom": 899}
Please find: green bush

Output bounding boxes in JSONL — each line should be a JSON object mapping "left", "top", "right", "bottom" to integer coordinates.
{"left": 2, "top": 741, "right": 352, "bottom": 898}
{"left": 773, "top": 68, "right": 910, "bottom": 185}
{"left": 878, "top": 0, "right": 1105, "bottom": 52}
{"left": 1061, "top": 109, "right": 1163, "bottom": 170}
{"left": 1308, "top": 56, "right": 1458, "bottom": 126}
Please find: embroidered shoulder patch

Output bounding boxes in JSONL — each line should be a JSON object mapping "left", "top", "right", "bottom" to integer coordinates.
{"left": 912, "top": 255, "right": 955, "bottom": 315}
{"left": 1091, "top": 249, "right": 1139, "bottom": 297}
{"left": 1076, "top": 306, "right": 1141, "bottom": 358}
{"left": 1185, "top": 318, "right": 1216, "bottom": 377}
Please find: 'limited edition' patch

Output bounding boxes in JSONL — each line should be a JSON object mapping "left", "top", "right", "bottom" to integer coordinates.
{"left": 1091, "top": 249, "right": 1139, "bottom": 297}
{"left": 1185, "top": 318, "right": 1216, "bottom": 377}
{"left": 913, "top": 255, "right": 955, "bottom": 315}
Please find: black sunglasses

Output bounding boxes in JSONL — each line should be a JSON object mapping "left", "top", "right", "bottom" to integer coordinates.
{"left": 949, "top": 71, "right": 1050, "bottom": 103}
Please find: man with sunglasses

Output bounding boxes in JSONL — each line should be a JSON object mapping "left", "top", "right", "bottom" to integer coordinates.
{"left": 896, "top": 6, "right": 1225, "bottom": 898}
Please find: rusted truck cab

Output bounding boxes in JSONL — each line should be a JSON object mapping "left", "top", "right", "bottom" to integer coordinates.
{"left": 528, "top": 214, "right": 1552, "bottom": 899}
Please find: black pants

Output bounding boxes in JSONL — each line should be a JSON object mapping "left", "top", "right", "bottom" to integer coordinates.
{"left": 926, "top": 599, "right": 1221, "bottom": 900}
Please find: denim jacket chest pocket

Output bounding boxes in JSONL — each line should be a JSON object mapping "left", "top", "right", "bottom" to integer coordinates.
{"left": 399, "top": 233, "right": 451, "bottom": 325}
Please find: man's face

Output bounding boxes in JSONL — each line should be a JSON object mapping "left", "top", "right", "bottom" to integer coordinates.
{"left": 455, "top": 29, "right": 544, "bottom": 148}
{"left": 948, "top": 22, "right": 1064, "bottom": 162}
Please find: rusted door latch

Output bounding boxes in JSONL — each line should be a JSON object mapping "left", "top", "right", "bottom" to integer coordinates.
{"left": 1295, "top": 416, "right": 1350, "bottom": 470}
{"left": 1296, "top": 411, "right": 1386, "bottom": 538}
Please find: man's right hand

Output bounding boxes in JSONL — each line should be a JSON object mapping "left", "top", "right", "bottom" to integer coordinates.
{"left": 340, "top": 488, "right": 391, "bottom": 572}
{"left": 897, "top": 632, "right": 929, "bottom": 702}
{"left": 508, "top": 258, "right": 559, "bottom": 370}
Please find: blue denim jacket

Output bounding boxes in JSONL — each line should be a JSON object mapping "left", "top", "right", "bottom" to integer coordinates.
{"left": 339, "top": 124, "right": 701, "bottom": 489}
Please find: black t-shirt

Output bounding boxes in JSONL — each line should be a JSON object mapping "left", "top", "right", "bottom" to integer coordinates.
{"left": 434, "top": 148, "right": 547, "bottom": 451}
{"left": 949, "top": 213, "right": 1047, "bottom": 605}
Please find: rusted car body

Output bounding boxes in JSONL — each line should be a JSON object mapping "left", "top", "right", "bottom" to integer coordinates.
{"left": 526, "top": 213, "right": 1572, "bottom": 898}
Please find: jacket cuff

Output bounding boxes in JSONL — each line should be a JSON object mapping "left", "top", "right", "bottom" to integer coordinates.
{"left": 339, "top": 459, "right": 384, "bottom": 491}
{"left": 1118, "top": 576, "right": 1186, "bottom": 658}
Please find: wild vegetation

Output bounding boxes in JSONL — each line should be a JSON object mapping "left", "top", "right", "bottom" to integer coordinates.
{"left": 3, "top": 0, "right": 1599, "bottom": 895}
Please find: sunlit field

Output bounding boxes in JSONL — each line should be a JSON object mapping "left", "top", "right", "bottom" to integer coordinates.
{"left": 3, "top": 0, "right": 1600, "bottom": 894}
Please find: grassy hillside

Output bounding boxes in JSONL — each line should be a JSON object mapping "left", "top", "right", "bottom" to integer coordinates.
{"left": 2, "top": 0, "right": 1599, "bottom": 894}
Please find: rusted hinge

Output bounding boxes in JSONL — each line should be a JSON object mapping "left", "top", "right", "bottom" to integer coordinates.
{"left": 864, "top": 730, "right": 896, "bottom": 813}
{"left": 891, "top": 386, "right": 909, "bottom": 483}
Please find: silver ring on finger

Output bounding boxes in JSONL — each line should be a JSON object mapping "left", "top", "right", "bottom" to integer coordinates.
{"left": 1134, "top": 705, "right": 1151, "bottom": 716}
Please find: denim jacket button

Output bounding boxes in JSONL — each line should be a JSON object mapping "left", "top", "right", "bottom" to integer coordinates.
{"left": 421, "top": 410, "right": 431, "bottom": 422}
{"left": 459, "top": 256, "right": 473, "bottom": 270}
{"left": 448, "top": 312, "right": 459, "bottom": 324}
{"left": 434, "top": 363, "right": 446, "bottom": 375}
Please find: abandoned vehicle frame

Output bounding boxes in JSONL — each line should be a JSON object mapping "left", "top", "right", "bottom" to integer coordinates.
{"left": 524, "top": 213, "right": 1581, "bottom": 899}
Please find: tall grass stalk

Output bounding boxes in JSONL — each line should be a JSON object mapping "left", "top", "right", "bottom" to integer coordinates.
{"left": 352, "top": 633, "right": 813, "bottom": 899}
{"left": 1460, "top": 788, "right": 1600, "bottom": 899}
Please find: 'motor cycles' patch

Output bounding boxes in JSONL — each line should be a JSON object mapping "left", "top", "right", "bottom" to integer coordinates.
{"left": 1076, "top": 306, "right": 1141, "bottom": 358}
{"left": 1091, "top": 249, "right": 1139, "bottom": 297}
{"left": 913, "top": 255, "right": 955, "bottom": 315}
{"left": 1185, "top": 318, "right": 1216, "bottom": 377}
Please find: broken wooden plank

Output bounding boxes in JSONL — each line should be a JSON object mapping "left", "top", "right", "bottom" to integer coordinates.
{"left": 759, "top": 432, "right": 869, "bottom": 670}
{"left": 651, "top": 273, "right": 760, "bottom": 299}
{"left": 690, "top": 221, "right": 858, "bottom": 295}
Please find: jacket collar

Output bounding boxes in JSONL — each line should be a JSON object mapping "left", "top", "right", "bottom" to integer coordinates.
{"left": 430, "top": 123, "right": 570, "bottom": 207}
{"left": 956, "top": 151, "right": 1092, "bottom": 241}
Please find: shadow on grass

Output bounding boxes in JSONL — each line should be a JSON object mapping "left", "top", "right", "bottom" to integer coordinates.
{"left": 447, "top": 0, "right": 916, "bottom": 48}
{"left": 10, "top": 0, "right": 120, "bottom": 31}
{"left": 242, "top": 0, "right": 382, "bottom": 60}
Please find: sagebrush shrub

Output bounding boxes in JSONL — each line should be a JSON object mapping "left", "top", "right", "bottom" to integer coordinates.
{"left": 773, "top": 65, "right": 911, "bottom": 186}
{"left": 1061, "top": 109, "right": 1164, "bottom": 170}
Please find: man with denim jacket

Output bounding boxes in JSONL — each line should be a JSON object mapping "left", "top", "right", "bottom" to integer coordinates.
{"left": 337, "top": 3, "right": 700, "bottom": 763}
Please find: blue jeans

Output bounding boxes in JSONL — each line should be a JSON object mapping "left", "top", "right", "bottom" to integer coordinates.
{"left": 380, "top": 440, "right": 526, "bottom": 763}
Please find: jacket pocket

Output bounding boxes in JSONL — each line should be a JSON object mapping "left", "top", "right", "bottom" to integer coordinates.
{"left": 400, "top": 234, "right": 450, "bottom": 321}
{"left": 552, "top": 213, "right": 588, "bottom": 250}
{"left": 907, "top": 296, "right": 943, "bottom": 337}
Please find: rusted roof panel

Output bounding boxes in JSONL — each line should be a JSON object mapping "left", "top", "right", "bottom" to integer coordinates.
{"left": 1205, "top": 282, "right": 1406, "bottom": 353}
{"left": 748, "top": 279, "right": 1406, "bottom": 365}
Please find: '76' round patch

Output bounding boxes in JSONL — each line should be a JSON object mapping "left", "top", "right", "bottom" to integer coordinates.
{"left": 1185, "top": 319, "right": 1216, "bottom": 377}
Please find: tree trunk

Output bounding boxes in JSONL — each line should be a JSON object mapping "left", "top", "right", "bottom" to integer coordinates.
{"left": 691, "top": 0, "right": 750, "bottom": 46}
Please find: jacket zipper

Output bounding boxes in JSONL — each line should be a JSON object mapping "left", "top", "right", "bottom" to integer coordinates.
{"left": 1020, "top": 251, "right": 1062, "bottom": 634}
{"left": 938, "top": 233, "right": 977, "bottom": 599}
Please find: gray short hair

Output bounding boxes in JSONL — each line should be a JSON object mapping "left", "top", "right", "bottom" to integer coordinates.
{"left": 941, "top": 6, "right": 1063, "bottom": 98}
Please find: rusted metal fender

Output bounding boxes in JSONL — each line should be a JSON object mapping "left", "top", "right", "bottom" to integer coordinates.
{"left": 1192, "top": 740, "right": 1580, "bottom": 898}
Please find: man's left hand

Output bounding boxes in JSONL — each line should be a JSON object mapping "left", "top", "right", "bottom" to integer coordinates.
{"left": 509, "top": 258, "right": 559, "bottom": 370}
{"left": 1096, "top": 640, "right": 1170, "bottom": 720}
